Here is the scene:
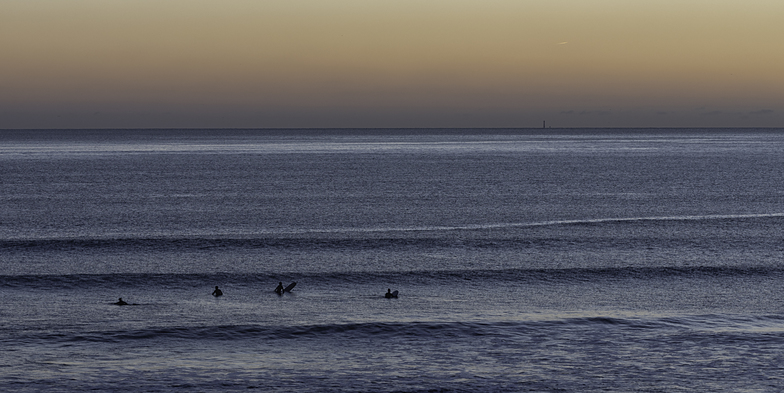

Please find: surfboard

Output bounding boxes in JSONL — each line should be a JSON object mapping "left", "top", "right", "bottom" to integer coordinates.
{"left": 391, "top": 290, "right": 398, "bottom": 298}
{"left": 284, "top": 282, "right": 297, "bottom": 292}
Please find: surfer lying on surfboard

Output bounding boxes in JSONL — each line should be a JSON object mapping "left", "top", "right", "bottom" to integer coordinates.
{"left": 113, "top": 297, "right": 139, "bottom": 305}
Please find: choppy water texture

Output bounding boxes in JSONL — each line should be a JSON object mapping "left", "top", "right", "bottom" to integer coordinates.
{"left": 2, "top": 128, "right": 784, "bottom": 392}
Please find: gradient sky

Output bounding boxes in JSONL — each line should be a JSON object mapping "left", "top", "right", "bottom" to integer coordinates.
{"left": 2, "top": 0, "right": 783, "bottom": 128}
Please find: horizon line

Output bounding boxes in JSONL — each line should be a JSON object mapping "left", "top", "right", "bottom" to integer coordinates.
{"left": 2, "top": 126, "right": 784, "bottom": 131}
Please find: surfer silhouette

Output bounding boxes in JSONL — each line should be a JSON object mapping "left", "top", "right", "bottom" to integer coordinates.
{"left": 385, "top": 289, "right": 398, "bottom": 299}
{"left": 275, "top": 282, "right": 284, "bottom": 295}
{"left": 114, "top": 297, "right": 128, "bottom": 305}
{"left": 212, "top": 286, "right": 223, "bottom": 297}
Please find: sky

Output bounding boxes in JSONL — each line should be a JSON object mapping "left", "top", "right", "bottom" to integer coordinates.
{"left": 1, "top": 0, "right": 783, "bottom": 129}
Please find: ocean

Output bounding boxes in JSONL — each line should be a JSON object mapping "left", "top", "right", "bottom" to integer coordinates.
{"left": 2, "top": 128, "right": 784, "bottom": 392}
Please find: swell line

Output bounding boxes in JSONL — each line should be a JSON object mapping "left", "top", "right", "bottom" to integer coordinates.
{"left": 16, "top": 315, "right": 784, "bottom": 344}
{"left": 291, "top": 212, "right": 784, "bottom": 234}
{"left": 4, "top": 266, "right": 782, "bottom": 290}
{"left": 3, "top": 213, "right": 781, "bottom": 243}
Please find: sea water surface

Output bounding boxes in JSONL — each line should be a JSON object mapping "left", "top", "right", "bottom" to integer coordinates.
{"left": 2, "top": 128, "right": 784, "bottom": 392}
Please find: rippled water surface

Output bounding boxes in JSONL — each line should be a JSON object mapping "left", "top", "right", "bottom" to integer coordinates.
{"left": 2, "top": 128, "right": 784, "bottom": 392}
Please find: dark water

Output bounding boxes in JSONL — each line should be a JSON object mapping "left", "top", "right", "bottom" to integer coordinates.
{"left": 2, "top": 128, "right": 784, "bottom": 392}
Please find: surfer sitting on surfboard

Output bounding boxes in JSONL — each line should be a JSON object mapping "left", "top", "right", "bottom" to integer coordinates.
{"left": 212, "top": 286, "right": 223, "bottom": 297}
{"left": 385, "top": 289, "right": 398, "bottom": 299}
{"left": 275, "top": 282, "right": 297, "bottom": 294}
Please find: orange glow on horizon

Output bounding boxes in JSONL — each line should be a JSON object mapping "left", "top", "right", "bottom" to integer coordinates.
{"left": 2, "top": 0, "right": 783, "bottom": 128}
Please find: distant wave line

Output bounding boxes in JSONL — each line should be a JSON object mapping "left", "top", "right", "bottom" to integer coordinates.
{"left": 4, "top": 213, "right": 782, "bottom": 242}
{"left": 295, "top": 213, "right": 784, "bottom": 234}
